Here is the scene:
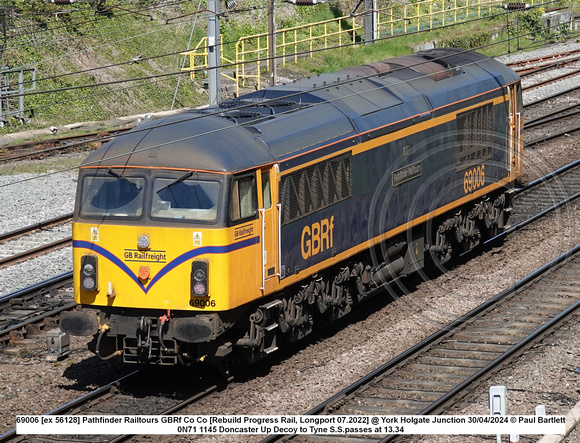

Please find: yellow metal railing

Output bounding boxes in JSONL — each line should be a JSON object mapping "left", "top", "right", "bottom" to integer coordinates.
{"left": 235, "top": 15, "right": 361, "bottom": 94}
{"left": 180, "top": 37, "right": 208, "bottom": 78}
{"left": 181, "top": 0, "right": 543, "bottom": 95}
{"left": 180, "top": 37, "right": 236, "bottom": 84}
{"left": 377, "top": 0, "right": 541, "bottom": 36}
{"left": 181, "top": 14, "right": 360, "bottom": 96}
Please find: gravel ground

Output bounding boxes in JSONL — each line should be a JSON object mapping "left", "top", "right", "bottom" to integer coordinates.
{"left": 0, "top": 168, "right": 77, "bottom": 296}
{"left": 2, "top": 42, "right": 580, "bottom": 442}
{"left": 497, "top": 41, "right": 580, "bottom": 106}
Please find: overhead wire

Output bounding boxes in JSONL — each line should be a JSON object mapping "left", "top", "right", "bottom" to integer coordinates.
{"left": 2, "top": 0, "right": 332, "bottom": 96}
{"left": 5, "top": 2, "right": 561, "bottom": 101}
{"left": 4, "top": 5, "right": 253, "bottom": 91}
{"left": 5, "top": 0, "right": 193, "bottom": 37}
{"left": 172, "top": 0, "right": 205, "bottom": 110}
{"left": 1, "top": 24, "right": 541, "bottom": 190}
{"left": 7, "top": 15, "right": 209, "bottom": 73}
{"left": 0, "top": 2, "right": 566, "bottom": 187}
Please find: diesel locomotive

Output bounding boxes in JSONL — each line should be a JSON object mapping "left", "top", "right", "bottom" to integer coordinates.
{"left": 60, "top": 48, "right": 524, "bottom": 366}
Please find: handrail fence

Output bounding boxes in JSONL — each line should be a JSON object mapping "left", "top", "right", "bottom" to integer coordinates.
{"left": 180, "top": 0, "right": 542, "bottom": 95}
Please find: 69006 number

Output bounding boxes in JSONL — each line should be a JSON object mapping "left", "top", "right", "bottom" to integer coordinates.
{"left": 189, "top": 299, "right": 216, "bottom": 308}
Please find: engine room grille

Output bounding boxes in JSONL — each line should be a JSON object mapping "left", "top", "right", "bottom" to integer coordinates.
{"left": 455, "top": 103, "right": 494, "bottom": 172}
{"left": 280, "top": 153, "right": 352, "bottom": 225}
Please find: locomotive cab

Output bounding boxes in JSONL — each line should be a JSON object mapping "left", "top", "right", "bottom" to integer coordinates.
{"left": 62, "top": 161, "right": 282, "bottom": 365}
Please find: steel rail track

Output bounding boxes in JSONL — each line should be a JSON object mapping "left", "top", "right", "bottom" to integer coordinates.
{"left": 514, "top": 54, "right": 580, "bottom": 77}
{"left": 4, "top": 157, "right": 576, "bottom": 441}
{"left": 0, "top": 371, "right": 235, "bottom": 443}
{"left": 0, "top": 185, "right": 577, "bottom": 442}
{"left": 0, "top": 128, "right": 130, "bottom": 163}
{"left": 523, "top": 84, "right": 580, "bottom": 109}
{"left": 0, "top": 272, "right": 73, "bottom": 341}
{"left": 506, "top": 48, "right": 580, "bottom": 70}
{"left": 0, "top": 370, "right": 141, "bottom": 443}
{"left": 522, "top": 68, "right": 580, "bottom": 92}
{"left": 524, "top": 125, "right": 580, "bottom": 147}
{"left": 0, "top": 213, "right": 72, "bottom": 243}
{"left": 510, "top": 159, "right": 580, "bottom": 227}
{"left": 260, "top": 243, "right": 580, "bottom": 443}
{"left": 0, "top": 236, "right": 72, "bottom": 269}
{"left": 107, "top": 375, "right": 236, "bottom": 443}
{"left": 0, "top": 213, "right": 73, "bottom": 269}
{"left": 525, "top": 105, "right": 580, "bottom": 129}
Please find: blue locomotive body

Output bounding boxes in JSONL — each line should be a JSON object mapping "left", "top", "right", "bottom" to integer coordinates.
{"left": 61, "top": 48, "right": 523, "bottom": 366}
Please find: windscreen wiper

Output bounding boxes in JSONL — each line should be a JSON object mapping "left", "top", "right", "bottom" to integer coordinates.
{"left": 107, "top": 168, "right": 139, "bottom": 188}
{"left": 156, "top": 171, "right": 195, "bottom": 194}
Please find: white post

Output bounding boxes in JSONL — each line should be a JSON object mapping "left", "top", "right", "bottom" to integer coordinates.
{"left": 489, "top": 386, "right": 507, "bottom": 443}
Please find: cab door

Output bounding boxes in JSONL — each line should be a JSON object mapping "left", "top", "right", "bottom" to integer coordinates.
{"left": 258, "top": 165, "right": 280, "bottom": 292}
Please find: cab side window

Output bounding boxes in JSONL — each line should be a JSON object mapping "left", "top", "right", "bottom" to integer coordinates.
{"left": 230, "top": 173, "right": 257, "bottom": 223}
{"left": 261, "top": 171, "right": 272, "bottom": 210}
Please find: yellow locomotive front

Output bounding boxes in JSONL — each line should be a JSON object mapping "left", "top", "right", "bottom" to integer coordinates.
{"left": 60, "top": 114, "right": 280, "bottom": 365}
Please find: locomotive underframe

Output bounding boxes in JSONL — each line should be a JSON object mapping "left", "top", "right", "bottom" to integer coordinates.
{"left": 83, "top": 187, "right": 512, "bottom": 367}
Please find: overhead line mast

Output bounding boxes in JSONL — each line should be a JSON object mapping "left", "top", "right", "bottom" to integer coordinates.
{"left": 207, "top": 0, "right": 221, "bottom": 106}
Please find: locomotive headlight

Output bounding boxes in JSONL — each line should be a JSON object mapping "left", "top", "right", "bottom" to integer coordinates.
{"left": 137, "top": 235, "right": 150, "bottom": 249}
{"left": 191, "top": 261, "right": 209, "bottom": 297}
{"left": 82, "top": 263, "right": 95, "bottom": 276}
{"left": 193, "top": 269, "right": 205, "bottom": 282}
{"left": 80, "top": 255, "right": 98, "bottom": 291}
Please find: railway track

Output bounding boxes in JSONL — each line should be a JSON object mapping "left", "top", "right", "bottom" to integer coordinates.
{"left": 2, "top": 153, "right": 579, "bottom": 441}
{"left": 510, "top": 159, "right": 580, "bottom": 226}
{"left": 0, "top": 49, "right": 580, "bottom": 441}
{"left": 524, "top": 101, "right": 580, "bottom": 129}
{"left": 507, "top": 48, "right": 580, "bottom": 94}
{"left": 0, "top": 213, "right": 72, "bottom": 269}
{"left": 506, "top": 48, "right": 580, "bottom": 70}
{"left": 0, "top": 367, "right": 234, "bottom": 443}
{"left": 260, "top": 242, "right": 580, "bottom": 443}
{"left": 522, "top": 67, "right": 580, "bottom": 92}
{"left": 5, "top": 186, "right": 577, "bottom": 442}
{"left": 0, "top": 272, "right": 74, "bottom": 343}
{"left": 0, "top": 129, "right": 130, "bottom": 163}
{"left": 512, "top": 53, "right": 580, "bottom": 77}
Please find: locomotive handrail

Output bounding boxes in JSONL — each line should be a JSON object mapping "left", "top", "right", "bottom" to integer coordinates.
{"left": 260, "top": 208, "right": 265, "bottom": 292}
{"left": 277, "top": 202, "right": 282, "bottom": 279}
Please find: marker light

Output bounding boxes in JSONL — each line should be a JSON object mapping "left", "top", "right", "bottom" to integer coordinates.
{"left": 193, "top": 281, "right": 206, "bottom": 296}
{"left": 191, "top": 261, "right": 209, "bottom": 297}
{"left": 80, "top": 255, "right": 98, "bottom": 291}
